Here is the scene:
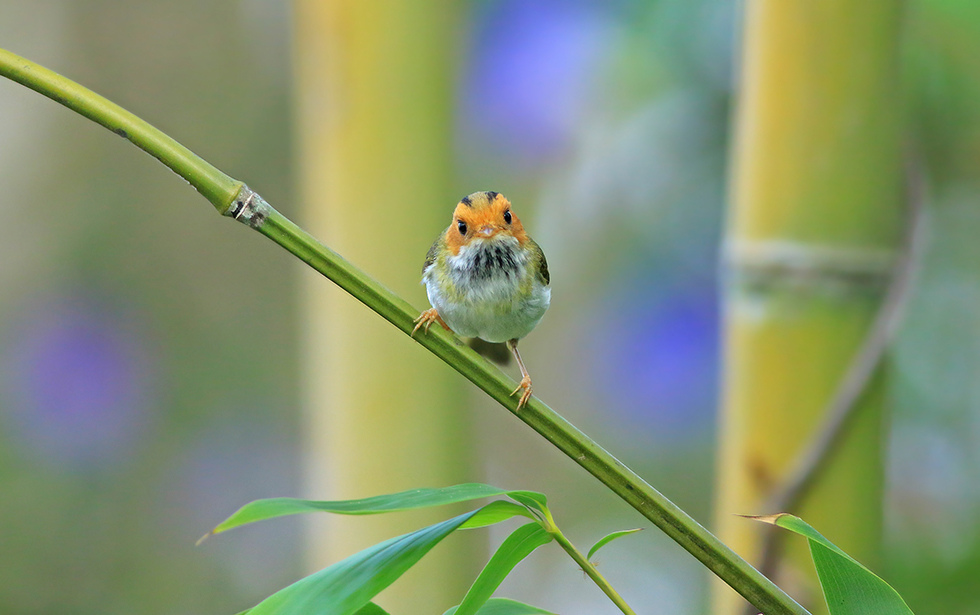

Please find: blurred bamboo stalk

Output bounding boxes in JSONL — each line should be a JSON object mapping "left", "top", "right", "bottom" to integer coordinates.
{"left": 716, "top": 2, "right": 905, "bottom": 614}
{"left": 293, "top": 2, "right": 474, "bottom": 612}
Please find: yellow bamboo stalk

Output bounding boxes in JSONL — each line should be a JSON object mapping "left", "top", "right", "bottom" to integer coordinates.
{"left": 294, "top": 2, "right": 473, "bottom": 612}
{"left": 715, "top": 2, "right": 904, "bottom": 613}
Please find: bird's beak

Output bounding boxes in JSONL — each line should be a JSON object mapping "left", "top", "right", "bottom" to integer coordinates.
{"left": 478, "top": 225, "right": 499, "bottom": 237}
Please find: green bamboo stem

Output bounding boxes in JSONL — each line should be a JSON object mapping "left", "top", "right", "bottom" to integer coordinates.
{"left": 0, "top": 47, "right": 808, "bottom": 615}
{"left": 537, "top": 509, "right": 637, "bottom": 615}
{"left": 553, "top": 531, "right": 636, "bottom": 615}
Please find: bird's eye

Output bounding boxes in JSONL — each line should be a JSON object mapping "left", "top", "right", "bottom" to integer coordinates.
{"left": 457, "top": 220, "right": 467, "bottom": 235}
{"left": 503, "top": 210, "right": 512, "bottom": 224}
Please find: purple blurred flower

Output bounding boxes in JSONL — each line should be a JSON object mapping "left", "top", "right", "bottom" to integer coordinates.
{"left": 1, "top": 294, "right": 155, "bottom": 470}
{"left": 589, "top": 283, "right": 718, "bottom": 440}
{"left": 460, "top": 0, "right": 614, "bottom": 164}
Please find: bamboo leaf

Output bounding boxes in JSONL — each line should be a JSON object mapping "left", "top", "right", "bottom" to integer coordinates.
{"left": 505, "top": 491, "right": 549, "bottom": 517}
{"left": 458, "top": 501, "right": 535, "bottom": 530}
{"left": 354, "top": 603, "right": 392, "bottom": 615}
{"left": 586, "top": 528, "right": 644, "bottom": 561}
{"left": 202, "top": 484, "right": 534, "bottom": 541}
{"left": 747, "top": 514, "right": 914, "bottom": 615}
{"left": 246, "top": 501, "right": 527, "bottom": 615}
{"left": 454, "top": 523, "right": 553, "bottom": 615}
{"left": 237, "top": 602, "right": 391, "bottom": 615}
{"left": 442, "top": 598, "right": 556, "bottom": 615}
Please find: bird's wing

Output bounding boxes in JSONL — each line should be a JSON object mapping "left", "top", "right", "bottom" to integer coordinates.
{"left": 532, "top": 240, "right": 550, "bottom": 286}
{"left": 422, "top": 232, "right": 444, "bottom": 275}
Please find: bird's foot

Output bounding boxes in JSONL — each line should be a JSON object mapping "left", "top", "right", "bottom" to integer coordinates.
{"left": 510, "top": 375, "right": 533, "bottom": 410}
{"left": 412, "top": 308, "right": 451, "bottom": 337}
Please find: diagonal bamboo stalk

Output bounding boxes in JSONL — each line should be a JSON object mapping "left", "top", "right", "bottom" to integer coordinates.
{"left": 0, "top": 47, "right": 809, "bottom": 615}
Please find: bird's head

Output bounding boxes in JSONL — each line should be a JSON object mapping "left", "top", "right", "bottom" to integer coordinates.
{"left": 445, "top": 191, "right": 528, "bottom": 255}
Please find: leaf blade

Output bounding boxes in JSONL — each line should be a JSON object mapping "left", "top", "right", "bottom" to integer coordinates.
{"left": 454, "top": 522, "right": 553, "bottom": 615}
{"left": 586, "top": 528, "right": 644, "bottom": 561}
{"left": 354, "top": 603, "right": 392, "bottom": 615}
{"left": 204, "top": 483, "right": 516, "bottom": 539}
{"left": 748, "top": 514, "right": 914, "bottom": 615}
{"left": 458, "top": 501, "right": 535, "bottom": 530}
{"left": 506, "top": 491, "right": 549, "bottom": 517}
{"left": 443, "top": 598, "right": 556, "bottom": 615}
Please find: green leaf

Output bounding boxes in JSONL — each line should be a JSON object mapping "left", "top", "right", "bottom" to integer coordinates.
{"left": 203, "top": 483, "right": 520, "bottom": 540}
{"left": 748, "top": 514, "right": 914, "bottom": 615}
{"left": 442, "top": 598, "right": 556, "bottom": 615}
{"left": 454, "top": 523, "right": 553, "bottom": 615}
{"left": 505, "top": 491, "right": 549, "bottom": 517}
{"left": 245, "top": 501, "right": 528, "bottom": 615}
{"left": 458, "top": 501, "right": 535, "bottom": 530}
{"left": 354, "top": 603, "right": 392, "bottom": 615}
{"left": 586, "top": 528, "right": 644, "bottom": 561}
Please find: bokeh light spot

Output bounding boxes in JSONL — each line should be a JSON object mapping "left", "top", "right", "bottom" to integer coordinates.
{"left": 460, "top": 0, "right": 614, "bottom": 165}
{"left": 1, "top": 294, "right": 155, "bottom": 470}
{"left": 588, "top": 282, "right": 718, "bottom": 441}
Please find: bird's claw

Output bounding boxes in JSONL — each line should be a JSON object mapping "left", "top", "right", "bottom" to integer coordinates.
{"left": 412, "top": 308, "right": 450, "bottom": 337}
{"left": 510, "top": 375, "right": 533, "bottom": 410}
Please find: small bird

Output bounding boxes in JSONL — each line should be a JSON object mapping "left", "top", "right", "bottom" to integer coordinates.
{"left": 413, "top": 191, "right": 551, "bottom": 409}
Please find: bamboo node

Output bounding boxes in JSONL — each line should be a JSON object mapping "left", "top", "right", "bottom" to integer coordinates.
{"left": 724, "top": 240, "right": 894, "bottom": 293}
{"left": 226, "top": 184, "right": 271, "bottom": 229}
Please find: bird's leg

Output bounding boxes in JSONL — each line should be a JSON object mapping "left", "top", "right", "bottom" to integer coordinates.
{"left": 507, "top": 338, "right": 533, "bottom": 410}
{"left": 412, "top": 308, "right": 451, "bottom": 337}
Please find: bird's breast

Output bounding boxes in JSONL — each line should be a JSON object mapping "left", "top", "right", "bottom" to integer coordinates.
{"left": 446, "top": 238, "right": 528, "bottom": 303}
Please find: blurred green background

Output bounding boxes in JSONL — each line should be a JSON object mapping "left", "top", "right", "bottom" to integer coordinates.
{"left": 1, "top": 1, "right": 979, "bottom": 614}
